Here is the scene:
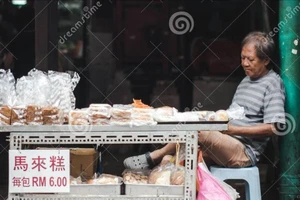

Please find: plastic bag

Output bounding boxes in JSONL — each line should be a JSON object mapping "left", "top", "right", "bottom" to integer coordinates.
{"left": 0, "top": 69, "right": 16, "bottom": 106}
{"left": 87, "top": 173, "right": 122, "bottom": 184}
{"left": 148, "top": 163, "right": 174, "bottom": 185}
{"left": 170, "top": 165, "right": 185, "bottom": 185}
{"left": 227, "top": 102, "right": 245, "bottom": 120}
{"left": 48, "top": 70, "right": 80, "bottom": 113}
{"left": 70, "top": 176, "right": 82, "bottom": 185}
{"left": 197, "top": 152, "right": 240, "bottom": 200}
{"left": 122, "top": 169, "right": 150, "bottom": 184}
{"left": 131, "top": 108, "right": 157, "bottom": 126}
{"left": 28, "top": 69, "right": 51, "bottom": 107}
{"left": 152, "top": 106, "right": 178, "bottom": 122}
{"left": 197, "top": 163, "right": 231, "bottom": 200}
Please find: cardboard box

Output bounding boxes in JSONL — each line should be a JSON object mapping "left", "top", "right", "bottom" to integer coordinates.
{"left": 36, "top": 147, "right": 98, "bottom": 180}
{"left": 70, "top": 148, "right": 98, "bottom": 180}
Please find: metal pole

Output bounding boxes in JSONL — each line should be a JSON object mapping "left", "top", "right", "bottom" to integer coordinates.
{"left": 279, "top": 0, "right": 300, "bottom": 199}
{"left": 35, "top": 0, "right": 58, "bottom": 71}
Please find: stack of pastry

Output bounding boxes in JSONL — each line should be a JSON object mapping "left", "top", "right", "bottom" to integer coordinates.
{"left": 26, "top": 105, "right": 43, "bottom": 125}
{"left": 131, "top": 108, "right": 156, "bottom": 126}
{"left": 123, "top": 171, "right": 148, "bottom": 184}
{"left": 11, "top": 106, "right": 26, "bottom": 125}
{"left": 42, "top": 107, "right": 63, "bottom": 125}
{"left": 110, "top": 105, "right": 132, "bottom": 126}
{"left": 153, "top": 106, "right": 177, "bottom": 122}
{"left": 69, "top": 109, "right": 89, "bottom": 125}
{"left": 0, "top": 106, "right": 12, "bottom": 125}
{"left": 88, "top": 104, "right": 111, "bottom": 125}
{"left": 87, "top": 174, "right": 121, "bottom": 184}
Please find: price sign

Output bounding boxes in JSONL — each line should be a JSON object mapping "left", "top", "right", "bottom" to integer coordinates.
{"left": 9, "top": 150, "right": 70, "bottom": 193}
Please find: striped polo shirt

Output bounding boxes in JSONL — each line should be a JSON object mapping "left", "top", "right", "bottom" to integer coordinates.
{"left": 229, "top": 69, "right": 286, "bottom": 165}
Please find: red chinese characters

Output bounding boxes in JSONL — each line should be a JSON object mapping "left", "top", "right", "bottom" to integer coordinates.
{"left": 32, "top": 156, "right": 46, "bottom": 171}
{"left": 50, "top": 156, "right": 65, "bottom": 171}
{"left": 12, "top": 177, "right": 21, "bottom": 187}
{"left": 21, "top": 177, "right": 30, "bottom": 187}
{"left": 13, "top": 156, "right": 28, "bottom": 171}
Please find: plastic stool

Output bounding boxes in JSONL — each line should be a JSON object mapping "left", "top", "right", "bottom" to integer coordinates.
{"left": 210, "top": 166, "right": 261, "bottom": 200}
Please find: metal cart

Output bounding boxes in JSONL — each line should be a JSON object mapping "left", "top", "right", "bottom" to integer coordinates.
{"left": 4, "top": 123, "right": 227, "bottom": 200}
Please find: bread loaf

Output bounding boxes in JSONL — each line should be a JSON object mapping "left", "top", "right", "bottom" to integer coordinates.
{"left": 11, "top": 106, "right": 26, "bottom": 125}
{"left": 0, "top": 106, "right": 12, "bottom": 119}
{"left": 42, "top": 107, "right": 63, "bottom": 125}
{"left": 123, "top": 171, "right": 148, "bottom": 184}
{"left": 26, "top": 105, "right": 43, "bottom": 125}
{"left": 170, "top": 170, "right": 185, "bottom": 185}
{"left": 0, "top": 106, "right": 11, "bottom": 125}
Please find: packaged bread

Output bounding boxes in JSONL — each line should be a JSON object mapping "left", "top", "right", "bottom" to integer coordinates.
{"left": 90, "top": 118, "right": 110, "bottom": 125}
{"left": 11, "top": 106, "right": 26, "bottom": 125}
{"left": 174, "top": 112, "right": 199, "bottom": 122}
{"left": 88, "top": 104, "right": 111, "bottom": 118}
{"left": 69, "top": 109, "right": 89, "bottom": 125}
{"left": 153, "top": 106, "right": 178, "bottom": 122}
{"left": 42, "top": 107, "right": 60, "bottom": 116}
{"left": 0, "top": 106, "right": 12, "bottom": 125}
{"left": 110, "top": 105, "right": 132, "bottom": 125}
{"left": 205, "top": 111, "right": 216, "bottom": 121}
{"left": 192, "top": 111, "right": 208, "bottom": 120}
{"left": 170, "top": 167, "right": 185, "bottom": 185}
{"left": 110, "top": 117, "right": 131, "bottom": 126}
{"left": 70, "top": 176, "right": 82, "bottom": 185}
{"left": 70, "top": 118, "right": 89, "bottom": 125}
{"left": 111, "top": 107, "right": 131, "bottom": 120}
{"left": 42, "top": 107, "right": 63, "bottom": 125}
{"left": 122, "top": 169, "right": 150, "bottom": 184}
{"left": 70, "top": 110, "right": 88, "bottom": 119}
{"left": 26, "top": 105, "right": 43, "bottom": 125}
{"left": 87, "top": 174, "right": 122, "bottom": 185}
{"left": 215, "top": 110, "right": 229, "bottom": 121}
{"left": 131, "top": 108, "right": 157, "bottom": 126}
{"left": 148, "top": 163, "right": 176, "bottom": 185}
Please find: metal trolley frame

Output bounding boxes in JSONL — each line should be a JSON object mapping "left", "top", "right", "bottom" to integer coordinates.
{"left": 3, "top": 123, "right": 227, "bottom": 200}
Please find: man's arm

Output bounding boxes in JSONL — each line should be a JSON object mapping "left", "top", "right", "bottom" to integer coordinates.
{"left": 224, "top": 123, "right": 275, "bottom": 137}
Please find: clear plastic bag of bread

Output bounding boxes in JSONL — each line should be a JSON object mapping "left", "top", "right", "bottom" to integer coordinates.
{"left": 0, "top": 70, "right": 16, "bottom": 125}
{"left": 131, "top": 108, "right": 157, "bottom": 126}
{"left": 11, "top": 76, "right": 28, "bottom": 125}
{"left": 148, "top": 162, "right": 174, "bottom": 185}
{"left": 206, "top": 110, "right": 229, "bottom": 121}
{"left": 0, "top": 69, "right": 16, "bottom": 107}
{"left": 48, "top": 70, "right": 80, "bottom": 115}
{"left": 122, "top": 169, "right": 150, "bottom": 184}
{"left": 27, "top": 69, "right": 51, "bottom": 107}
{"left": 153, "top": 106, "right": 178, "bottom": 122}
{"left": 87, "top": 173, "right": 122, "bottom": 185}
{"left": 69, "top": 108, "right": 89, "bottom": 125}
{"left": 149, "top": 143, "right": 185, "bottom": 185}
{"left": 70, "top": 176, "right": 82, "bottom": 185}
{"left": 226, "top": 102, "right": 246, "bottom": 120}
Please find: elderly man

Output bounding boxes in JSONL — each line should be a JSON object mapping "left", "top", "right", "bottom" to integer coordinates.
{"left": 124, "top": 31, "right": 286, "bottom": 169}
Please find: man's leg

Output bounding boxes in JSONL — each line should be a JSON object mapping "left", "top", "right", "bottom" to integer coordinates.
{"left": 123, "top": 143, "right": 176, "bottom": 169}
{"left": 150, "top": 143, "right": 176, "bottom": 163}
{"left": 199, "top": 131, "right": 251, "bottom": 167}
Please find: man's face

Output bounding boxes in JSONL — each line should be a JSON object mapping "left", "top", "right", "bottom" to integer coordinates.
{"left": 241, "top": 43, "right": 270, "bottom": 79}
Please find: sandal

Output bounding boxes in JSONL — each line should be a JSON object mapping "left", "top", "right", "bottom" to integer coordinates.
{"left": 123, "top": 152, "right": 155, "bottom": 170}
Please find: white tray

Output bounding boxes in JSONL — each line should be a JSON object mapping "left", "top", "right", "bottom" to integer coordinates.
{"left": 69, "top": 184, "right": 122, "bottom": 195}
{"left": 125, "top": 183, "right": 184, "bottom": 196}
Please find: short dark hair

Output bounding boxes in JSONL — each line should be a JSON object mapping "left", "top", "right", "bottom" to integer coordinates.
{"left": 241, "top": 31, "right": 275, "bottom": 64}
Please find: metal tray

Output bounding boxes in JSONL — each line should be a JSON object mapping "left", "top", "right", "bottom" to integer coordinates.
{"left": 125, "top": 183, "right": 184, "bottom": 196}
{"left": 68, "top": 184, "right": 122, "bottom": 195}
